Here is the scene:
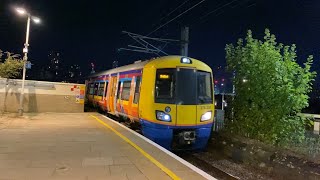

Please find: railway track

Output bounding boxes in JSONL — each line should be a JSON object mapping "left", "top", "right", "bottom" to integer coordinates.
{"left": 176, "top": 151, "right": 239, "bottom": 180}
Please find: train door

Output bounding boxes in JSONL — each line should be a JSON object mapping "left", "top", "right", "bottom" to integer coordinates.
{"left": 175, "top": 67, "right": 197, "bottom": 126}
{"left": 109, "top": 75, "right": 118, "bottom": 114}
{"left": 102, "top": 81, "right": 109, "bottom": 110}
{"left": 131, "top": 76, "right": 141, "bottom": 121}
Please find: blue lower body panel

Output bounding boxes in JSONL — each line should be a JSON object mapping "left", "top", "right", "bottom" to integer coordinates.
{"left": 140, "top": 119, "right": 213, "bottom": 150}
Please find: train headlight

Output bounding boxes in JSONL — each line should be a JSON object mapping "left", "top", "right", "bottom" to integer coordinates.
{"left": 201, "top": 111, "right": 212, "bottom": 121}
{"left": 156, "top": 111, "right": 171, "bottom": 122}
{"left": 181, "top": 57, "right": 192, "bottom": 64}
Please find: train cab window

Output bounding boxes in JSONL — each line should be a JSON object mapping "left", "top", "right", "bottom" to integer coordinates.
{"left": 176, "top": 68, "right": 197, "bottom": 105}
{"left": 121, "top": 81, "right": 131, "bottom": 101}
{"left": 98, "top": 82, "right": 105, "bottom": 96}
{"left": 89, "top": 83, "right": 94, "bottom": 95}
{"left": 133, "top": 76, "right": 141, "bottom": 104}
{"left": 94, "top": 83, "right": 99, "bottom": 95}
{"left": 155, "top": 69, "right": 175, "bottom": 104}
{"left": 197, "top": 71, "right": 213, "bottom": 104}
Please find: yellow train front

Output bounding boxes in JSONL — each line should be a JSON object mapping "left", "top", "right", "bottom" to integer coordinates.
{"left": 86, "top": 56, "right": 214, "bottom": 150}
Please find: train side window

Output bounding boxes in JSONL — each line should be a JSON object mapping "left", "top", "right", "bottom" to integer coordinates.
{"left": 133, "top": 77, "right": 141, "bottom": 104}
{"left": 116, "top": 81, "right": 122, "bottom": 99}
{"left": 121, "top": 81, "right": 131, "bottom": 101}
{"left": 89, "top": 83, "right": 94, "bottom": 95}
{"left": 104, "top": 82, "right": 109, "bottom": 97}
{"left": 94, "top": 83, "right": 99, "bottom": 95}
{"left": 98, "top": 82, "right": 105, "bottom": 96}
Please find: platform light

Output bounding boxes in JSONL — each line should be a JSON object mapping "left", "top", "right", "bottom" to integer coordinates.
{"left": 32, "top": 16, "right": 41, "bottom": 24}
{"left": 16, "top": 8, "right": 26, "bottom": 15}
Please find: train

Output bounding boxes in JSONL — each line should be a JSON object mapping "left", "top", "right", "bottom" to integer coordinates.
{"left": 85, "top": 56, "right": 215, "bottom": 150}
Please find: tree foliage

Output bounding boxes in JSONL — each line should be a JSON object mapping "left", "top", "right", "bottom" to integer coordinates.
{"left": 0, "top": 50, "right": 24, "bottom": 78}
{"left": 225, "top": 29, "right": 316, "bottom": 145}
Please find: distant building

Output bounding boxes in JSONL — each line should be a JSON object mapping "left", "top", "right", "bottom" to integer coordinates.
{"left": 68, "top": 64, "right": 82, "bottom": 78}
{"left": 47, "top": 51, "right": 63, "bottom": 81}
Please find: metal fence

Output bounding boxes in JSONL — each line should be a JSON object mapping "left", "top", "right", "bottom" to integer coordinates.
{"left": 213, "top": 109, "right": 225, "bottom": 132}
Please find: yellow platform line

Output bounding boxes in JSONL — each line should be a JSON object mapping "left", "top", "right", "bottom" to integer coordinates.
{"left": 90, "top": 115, "right": 181, "bottom": 180}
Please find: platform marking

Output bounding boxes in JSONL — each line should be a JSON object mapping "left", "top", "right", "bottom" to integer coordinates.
{"left": 101, "top": 115, "right": 218, "bottom": 180}
{"left": 90, "top": 115, "right": 181, "bottom": 180}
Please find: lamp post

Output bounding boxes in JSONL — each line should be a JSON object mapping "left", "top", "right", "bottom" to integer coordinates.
{"left": 15, "top": 7, "right": 41, "bottom": 116}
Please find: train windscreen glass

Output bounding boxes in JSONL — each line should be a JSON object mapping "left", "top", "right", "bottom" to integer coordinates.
{"left": 155, "top": 68, "right": 213, "bottom": 105}
{"left": 197, "top": 71, "right": 213, "bottom": 104}
{"left": 176, "top": 68, "right": 197, "bottom": 105}
{"left": 155, "top": 69, "right": 176, "bottom": 104}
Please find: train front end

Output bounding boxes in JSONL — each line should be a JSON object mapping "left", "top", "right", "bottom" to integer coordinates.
{"left": 139, "top": 56, "right": 214, "bottom": 150}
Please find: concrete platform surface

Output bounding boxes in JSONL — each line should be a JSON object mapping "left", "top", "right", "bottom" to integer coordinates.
{"left": 0, "top": 113, "right": 214, "bottom": 180}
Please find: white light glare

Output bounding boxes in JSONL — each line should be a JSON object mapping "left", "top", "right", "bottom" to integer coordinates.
{"left": 181, "top": 57, "right": 191, "bottom": 64}
{"left": 32, "top": 17, "right": 41, "bottom": 24}
{"left": 16, "top": 8, "right": 26, "bottom": 15}
{"left": 201, "top": 111, "right": 212, "bottom": 121}
{"left": 164, "top": 115, "right": 170, "bottom": 121}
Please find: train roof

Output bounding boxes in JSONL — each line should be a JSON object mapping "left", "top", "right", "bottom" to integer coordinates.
{"left": 88, "top": 55, "right": 209, "bottom": 78}
{"left": 89, "top": 59, "right": 150, "bottom": 78}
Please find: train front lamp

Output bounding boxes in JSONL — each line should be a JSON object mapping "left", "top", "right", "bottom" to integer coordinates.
{"left": 201, "top": 111, "right": 212, "bottom": 121}
{"left": 181, "top": 57, "right": 192, "bottom": 64}
{"left": 156, "top": 111, "right": 172, "bottom": 122}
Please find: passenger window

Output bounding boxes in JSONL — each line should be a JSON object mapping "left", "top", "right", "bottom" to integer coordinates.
{"left": 133, "top": 77, "right": 141, "bottom": 104}
{"left": 89, "top": 83, "right": 94, "bottom": 95}
{"left": 94, "top": 83, "right": 99, "bottom": 95}
{"left": 121, "top": 81, "right": 131, "bottom": 101}
{"left": 98, "top": 82, "right": 105, "bottom": 96}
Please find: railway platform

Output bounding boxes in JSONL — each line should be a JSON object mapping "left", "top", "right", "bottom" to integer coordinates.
{"left": 0, "top": 112, "right": 215, "bottom": 180}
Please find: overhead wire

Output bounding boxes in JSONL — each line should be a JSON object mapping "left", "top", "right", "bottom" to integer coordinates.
{"left": 190, "top": 0, "right": 253, "bottom": 27}
{"left": 159, "top": 0, "right": 191, "bottom": 22}
{"left": 146, "top": 0, "right": 206, "bottom": 36}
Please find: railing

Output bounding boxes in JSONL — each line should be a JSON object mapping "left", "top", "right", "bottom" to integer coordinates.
{"left": 298, "top": 113, "right": 320, "bottom": 135}
{"left": 213, "top": 109, "right": 225, "bottom": 132}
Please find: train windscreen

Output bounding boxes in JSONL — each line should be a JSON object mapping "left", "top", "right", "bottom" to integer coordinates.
{"left": 176, "top": 68, "right": 197, "bottom": 105}
{"left": 155, "top": 68, "right": 213, "bottom": 105}
{"left": 155, "top": 68, "right": 176, "bottom": 104}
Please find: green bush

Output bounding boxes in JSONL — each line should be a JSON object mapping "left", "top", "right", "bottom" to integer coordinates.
{"left": 225, "top": 29, "right": 316, "bottom": 145}
{"left": 0, "top": 50, "right": 24, "bottom": 78}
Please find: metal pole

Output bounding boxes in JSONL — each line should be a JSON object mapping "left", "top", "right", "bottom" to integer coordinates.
{"left": 231, "top": 71, "right": 235, "bottom": 122}
{"left": 222, "top": 93, "right": 225, "bottom": 110}
{"left": 180, "top": 26, "right": 189, "bottom": 56}
{"left": 18, "top": 15, "right": 30, "bottom": 116}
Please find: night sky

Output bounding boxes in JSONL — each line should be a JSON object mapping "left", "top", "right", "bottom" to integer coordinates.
{"left": 0, "top": 0, "right": 319, "bottom": 83}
